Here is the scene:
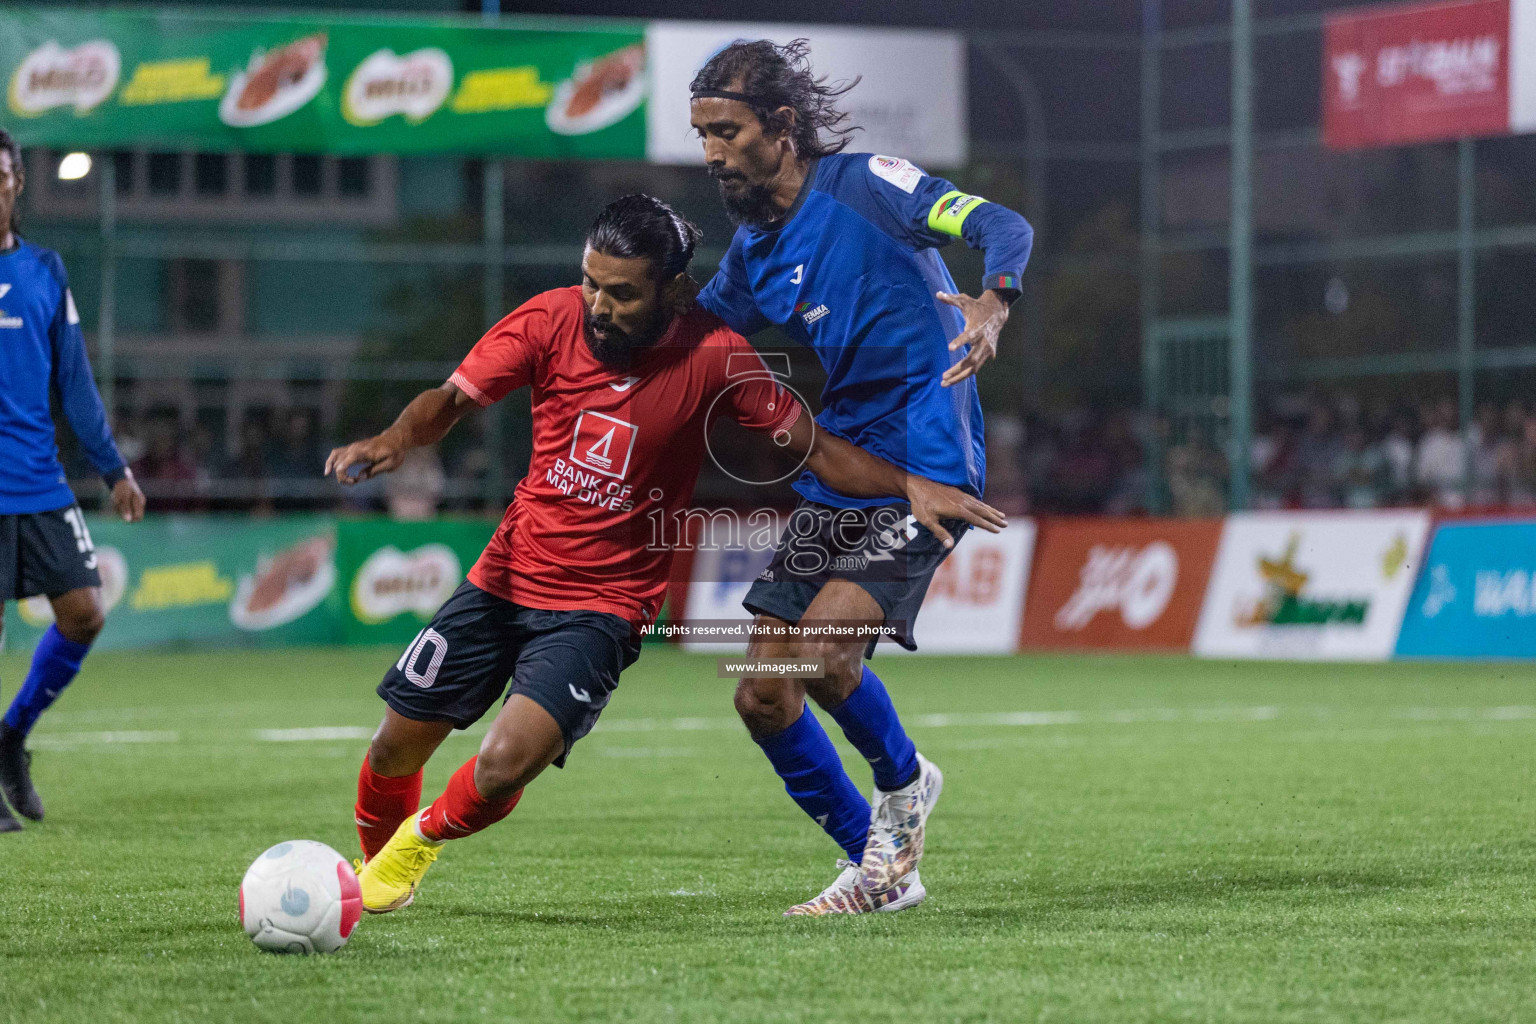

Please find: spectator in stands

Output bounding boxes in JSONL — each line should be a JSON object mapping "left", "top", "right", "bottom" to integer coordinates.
{"left": 1414, "top": 399, "right": 1465, "bottom": 507}
{"left": 1510, "top": 413, "right": 1536, "bottom": 507}
{"left": 1166, "top": 423, "right": 1228, "bottom": 516}
{"left": 1249, "top": 414, "right": 1295, "bottom": 509}
{"left": 1378, "top": 410, "right": 1416, "bottom": 503}
{"left": 229, "top": 414, "right": 274, "bottom": 513}
{"left": 132, "top": 411, "right": 198, "bottom": 511}
{"left": 1469, "top": 402, "right": 1512, "bottom": 506}
{"left": 1334, "top": 425, "right": 1391, "bottom": 509}
{"left": 1295, "top": 403, "right": 1345, "bottom": 508}
{"left": 269, "top": 408, "right": 326, "bottom": 480}
{"left": 385, "top": 446, "right": 445, "bottom": 520}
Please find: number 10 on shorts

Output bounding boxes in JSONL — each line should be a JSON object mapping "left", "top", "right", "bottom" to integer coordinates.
{"left": 397, "top": 628, "right": 448, "bottom": 689}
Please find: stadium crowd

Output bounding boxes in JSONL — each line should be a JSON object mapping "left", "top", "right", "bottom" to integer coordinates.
{"left": 71, "top": 392, "right": 1536, "bottom": 518}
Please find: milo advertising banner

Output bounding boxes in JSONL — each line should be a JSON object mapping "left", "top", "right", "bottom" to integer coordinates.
{"left": 334, "top": 519, "right": 494, "bottom": 645}
{"left": 0, "top": 515, "right": 496, "bottom": 653}
{"left": 1193, "top": 511, "right": 1431, "bottom": 661}
{"left": 0, "top": 10, "right": 967, "bottom": 164}
{"left": 1, "top": 10, "right": 647, "bottom": 157}
{"left": 1, "top": 515, "right": 340, "bottom": 652}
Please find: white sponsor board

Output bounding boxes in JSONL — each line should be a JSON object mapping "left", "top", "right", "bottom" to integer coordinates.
{"left": 645, "top": 22, "right": 966, "bottom": 168}
{"left": 894, "top": 520, "right": 1035, "bottom": 655}
{"left": 1193, "top": 511, "right": 1430, "bottom": 661}
{"left": 1515, "top": 0, "right": 1536, "bottom": 132}
{"left": 679, "top": 511, "right": 782, "bottom": 654}
{"left": 681, "top": 514, "right": 1033, "bottom": 655}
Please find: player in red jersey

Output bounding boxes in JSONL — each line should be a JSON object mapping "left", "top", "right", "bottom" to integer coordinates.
{"left": 325, "top": 195, "right": 1005, "bottom": 913}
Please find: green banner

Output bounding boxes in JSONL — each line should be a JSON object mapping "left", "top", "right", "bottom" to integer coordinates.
{"left": 3, "top": 515, "right": 341, "bottom": 652}
{"left": 334, "top": 518, "right": 494, "bottom": 645}
{"left": 0, "top": 515, "right": 502, "bottom": 653}
{"left": 0, "top": 10, "right": 647, "bottom": 157}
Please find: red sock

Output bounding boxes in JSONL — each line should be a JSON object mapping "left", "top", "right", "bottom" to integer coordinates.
{"left": 417, "top": 756, "right": 523, "bottom": 842}
{"left": 355, "top": 755, "right": 423, "bottom": 862}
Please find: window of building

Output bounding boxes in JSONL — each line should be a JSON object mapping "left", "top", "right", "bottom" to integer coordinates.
{"left": 194, "top": 153, "right": 228, "bottom": 196}
{"left": 337, "top": 157, "right": 371, "bottom": 198}
{"left": 147, "top": 152, "right": 182, "bottom": 195}
{"left": 171, "top": 259, "right": 223, "bottom": 333}
{"left": 113, "top": 151, "right": 135, "bottom": 195}
{"left": 292, "top": 155, "right": 323, "bottom": 196}
{"left": 243, "top": 154, "right": 276, "bottom": 196}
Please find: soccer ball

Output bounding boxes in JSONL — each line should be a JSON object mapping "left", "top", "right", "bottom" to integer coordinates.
{"left": 239, "top": 840, "right": 362, "bottom": 954}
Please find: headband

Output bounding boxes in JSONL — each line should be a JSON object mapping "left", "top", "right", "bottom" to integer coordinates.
{"left": 690, "top": 88, "right": 768, "bottom": 106}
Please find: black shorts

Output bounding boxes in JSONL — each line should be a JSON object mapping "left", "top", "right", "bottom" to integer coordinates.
{"left": 377, "top": 581, "right": 641, "bottom": 767}
{"left": 742, "top": 497, "right": 968, "bottom": 657}
{"left": 0, "top": 503, "right": 102, "bottom": 601}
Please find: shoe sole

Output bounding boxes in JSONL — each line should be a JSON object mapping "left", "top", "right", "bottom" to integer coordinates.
{"left": 362, "top": 887, "right": 415, "bottom": 914}
{"left": 876, "top": 877, "right": 927, "bottom": 913}
{"left": 0, "top": 817, "right": 21, "bottom": 834}
{"left": 782, "top": 877, "right": 928, "bottom": 917}
{"left": 862, "top": 758, "right": 944, "bottom": 896}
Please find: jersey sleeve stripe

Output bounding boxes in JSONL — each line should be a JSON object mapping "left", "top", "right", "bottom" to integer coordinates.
{"left": 448, "top": 370, "right": 492, "bottom": 407}
{"left": 768, "top": 395, "right": 802, "bottom": 437}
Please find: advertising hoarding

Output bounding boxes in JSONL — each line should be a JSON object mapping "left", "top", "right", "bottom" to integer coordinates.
{"left": 1193, "top": 511, "right": 1431, "bottom": 661}
{"left": 1396, "top": 520, "right": 1536, "bottom": 657}
{"left": 1020, "top": 518, "right": 1222, "bottom": 652}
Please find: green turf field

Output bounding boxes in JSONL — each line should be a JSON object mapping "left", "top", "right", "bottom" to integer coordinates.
{"left": 1, "top": 646, "right": 1534, "bottom": 1023}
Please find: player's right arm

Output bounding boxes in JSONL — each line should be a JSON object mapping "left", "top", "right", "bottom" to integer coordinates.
{"left": 325, "top": 383, "right": 477, "bottom": 484}
{"left": 326, "top": 293, "right": 548, "bottom": 485}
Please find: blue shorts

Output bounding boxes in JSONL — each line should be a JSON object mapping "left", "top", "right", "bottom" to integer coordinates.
{"left": 0, "top": 503, "right": 102, "bottom": 601}
{"left": 742, "top": 498, "right": 968, "bottom": 657}
{"left": 377, "top": 581, "right": 641, "bottom": 767}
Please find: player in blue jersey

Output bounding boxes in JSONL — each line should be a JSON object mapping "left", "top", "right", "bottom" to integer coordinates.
{"left": 689, "top": 41, "right": 1033, "bottom": 914}
{"left": 0, "top": 129, "right": 145, "bottom": 833}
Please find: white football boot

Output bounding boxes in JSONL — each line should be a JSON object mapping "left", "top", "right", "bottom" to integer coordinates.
{"left": 783, "top": 859, "right": 926, "bottom": 917}
{"left": 859, "top": 752, "right": 943, "bottom": 895}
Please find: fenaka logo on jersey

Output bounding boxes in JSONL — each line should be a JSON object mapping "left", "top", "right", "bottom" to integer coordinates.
{"left": 795, "top": 300, "right": 830, "bottom": 326}
{"left": 569, "top": 410, "right": 638, "bottom": 479}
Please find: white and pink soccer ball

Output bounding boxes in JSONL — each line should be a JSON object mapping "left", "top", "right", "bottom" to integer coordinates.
{"left": 239, "top": 840, "right": 362, "bottom": 954}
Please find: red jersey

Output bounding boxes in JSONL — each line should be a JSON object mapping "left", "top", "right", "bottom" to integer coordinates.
{"left": 450, "top": 286, "right": 800, "bottom": 626}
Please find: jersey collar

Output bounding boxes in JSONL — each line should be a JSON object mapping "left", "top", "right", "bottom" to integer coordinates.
{"left": 756, "top": 158, "right": 820, "bottom": 234}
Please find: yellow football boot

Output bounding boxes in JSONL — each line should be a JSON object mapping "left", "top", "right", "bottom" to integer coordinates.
{"left": 357, "top": 813, "right": 442, "bottom": 914}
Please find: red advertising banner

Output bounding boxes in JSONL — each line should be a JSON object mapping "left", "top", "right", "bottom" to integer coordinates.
{"left": 1324, "top": 0, "right": 1511, "bottom": 149}
{"left": 1020, "top": 518, "right": 1223, "bottom": 652}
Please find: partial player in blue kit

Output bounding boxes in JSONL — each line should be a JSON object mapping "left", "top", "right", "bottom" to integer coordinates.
{"left": 0, "top": 128, "right": 146, "bottom": 833}
{"left": 689, "top": 41, "right": 1033, "bottom": 914}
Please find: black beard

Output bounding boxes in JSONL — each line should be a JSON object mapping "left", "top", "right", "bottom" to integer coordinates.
{"left": 583, "top": 310, "right": 668, "bottom": 369}
{"left": 713, "top": 175, "right": 783, "bottom": 229}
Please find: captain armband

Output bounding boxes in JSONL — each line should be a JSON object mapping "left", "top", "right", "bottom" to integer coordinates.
{"left": 926, "top": 191, "right": 990, "bottom": 237}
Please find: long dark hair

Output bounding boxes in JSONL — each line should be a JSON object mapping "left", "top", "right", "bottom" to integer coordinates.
{"left": 585, "top": 193, "right": 702, "bottom": 282}
{"left": 689, "top": 39, "right": 860, "bottom": 159}
{"left": 0, "top": 128, "right": 20, "bottom": 237}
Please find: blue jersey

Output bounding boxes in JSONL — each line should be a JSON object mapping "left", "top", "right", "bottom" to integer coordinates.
{"left": 0, "top": 240, "right": 125, "bottom": 514}
{"left": 698, "top": 152, "right": 1033, "bottom": 509}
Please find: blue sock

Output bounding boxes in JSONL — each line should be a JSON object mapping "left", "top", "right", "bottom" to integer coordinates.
{"left": 755, "top": 704, "right": 871, "bottom": 863}
{"left": 829, "top": 666, "right": 919, "bottom": 792}
{"left": 3, "top": 626, "right": 91, "bottom": 736}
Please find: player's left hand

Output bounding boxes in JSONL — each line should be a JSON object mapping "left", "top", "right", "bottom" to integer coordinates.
{"left": 936, "top": 289, "right": 1010, "bottom": 388}
{"left": 905, "top": 475, "right": 1007, "bottom": 549}
{"left": 111, "top": 471, "right": 146, "bottom": 523}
